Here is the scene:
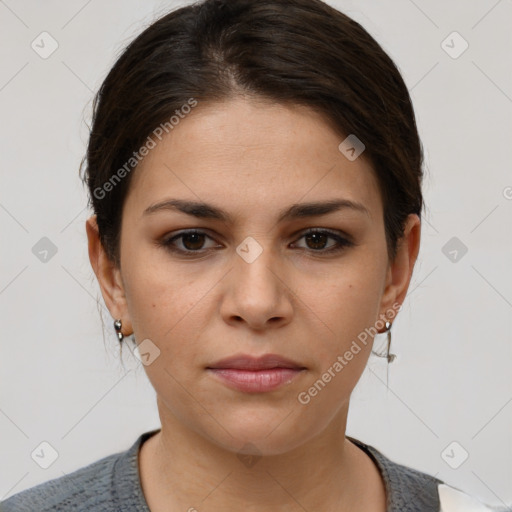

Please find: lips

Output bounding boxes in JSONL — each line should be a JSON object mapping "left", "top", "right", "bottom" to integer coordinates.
{"left": 206, "top": 353, "right": 305, "bottom": 371}
{"left": 206, "top": 354, "right": 306, "bottom": 393}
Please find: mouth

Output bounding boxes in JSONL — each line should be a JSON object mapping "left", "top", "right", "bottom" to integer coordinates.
{"left": 206, "top": 353, "right": 307, "bottom": 393}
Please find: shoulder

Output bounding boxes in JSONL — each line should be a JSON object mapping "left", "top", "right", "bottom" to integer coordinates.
{"left": 347, "top": 436, "right": 504, "bottom": 512}
{"left": 437, "top": 484, "right": 510, "bottom": 512}
{"left": 349, "top": 435, "right": 442, "bottom": 509}
{"left": 1, "top": 447, "right": 125, "bottom": 512}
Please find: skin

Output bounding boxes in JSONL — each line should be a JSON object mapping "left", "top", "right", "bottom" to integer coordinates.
{"left": 86, "top": 95, "right": 421, "bottom": 511}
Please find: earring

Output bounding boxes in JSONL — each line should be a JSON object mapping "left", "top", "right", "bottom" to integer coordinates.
{"left": 114, "top": 319, "right": 124, "bottom": 343}
{"left": 384, "top": 321, "right": 396, "bottom": 363}
{"left": 372, "top": 320, "right": 396, "bottom": 363}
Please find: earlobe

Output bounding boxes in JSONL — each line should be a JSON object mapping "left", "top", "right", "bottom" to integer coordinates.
{"left": 85, "top": 215, "right": 133, "bottom": 335}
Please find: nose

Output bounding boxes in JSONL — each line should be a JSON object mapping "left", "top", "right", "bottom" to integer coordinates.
{"left": 219, "top": 238, "right": 294, "bottom": 331}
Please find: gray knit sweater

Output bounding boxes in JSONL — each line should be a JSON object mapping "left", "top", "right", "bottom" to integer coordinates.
{"left": 0, "top": 429, "right": 486, "bottom": 511}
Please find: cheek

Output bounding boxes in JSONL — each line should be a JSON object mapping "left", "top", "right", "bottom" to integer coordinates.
{"left": 123, "top": 267, "right": 206, "bottom": 408}
{"left": 292, "top": 275, "right": 381, "bottom": 417}
{"left": 291, "top": 260, "right": 385, "bottom": 406}
{"left": 301, "top": 258, "right": 384, "bottom": 343}
{"left": 122, "top": 257, "right": 214, "bottom": 364}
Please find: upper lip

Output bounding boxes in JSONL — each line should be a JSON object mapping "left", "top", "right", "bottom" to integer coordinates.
{"left": 207, "top": 353, "right": 306, "bottom": 370}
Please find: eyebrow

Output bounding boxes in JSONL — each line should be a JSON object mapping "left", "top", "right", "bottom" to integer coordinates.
{"left": 142, "top": 198, "right": 371, "bottom": 222}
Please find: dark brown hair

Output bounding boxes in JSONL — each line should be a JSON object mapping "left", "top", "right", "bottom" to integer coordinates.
{"left": 81, "top": 0, "right": 424, "bottom": 267}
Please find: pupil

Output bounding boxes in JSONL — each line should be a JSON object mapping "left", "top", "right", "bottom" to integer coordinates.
{"left": 184, "top": 233, "right": 204, "bottom": 250}
{"left": 306, "top": 232, "right": 327, "bottom": 249}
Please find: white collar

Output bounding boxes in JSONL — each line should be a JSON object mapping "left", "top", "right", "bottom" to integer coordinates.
{"left": 439, "top": 483, "right": 498, "bottom": 511}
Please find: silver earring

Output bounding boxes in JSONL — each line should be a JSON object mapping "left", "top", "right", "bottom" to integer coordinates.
{"left": 114, "top": 319, "right": 124, "bottom": 343}
{"left": 385, "top": 321, "right": 396, "bottom": 363}
{"left": 372, "top": 320, "right": 396, "bottom": 363}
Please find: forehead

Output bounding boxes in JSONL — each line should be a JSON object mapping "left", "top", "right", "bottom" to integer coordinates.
{"left": 125, "top": 97, "right": 382, "bottom": 221}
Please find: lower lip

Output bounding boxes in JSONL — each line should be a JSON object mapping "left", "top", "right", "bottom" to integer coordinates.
{"left": 207, "top": 368, "right": 304, "bottom": 393}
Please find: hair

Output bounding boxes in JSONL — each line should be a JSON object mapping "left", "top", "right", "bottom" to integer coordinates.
{"left": 81, "top": 0, "right": 424, "bottom": 269}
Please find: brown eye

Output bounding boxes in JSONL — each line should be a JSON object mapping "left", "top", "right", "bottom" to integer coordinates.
{"left": 293, "top": 229, "right": 354, "bottom": 254}
{"left": 304, "top": 231, "right": 329, "bottom": 250}
{"left": 160, "top": 230, "right": 219, "bottom": 254}
{"left": 159, "top": 228, "right": 353, "bottom": 257}
{"left": 180, "top": 232, "right": 207, "bottom": 251}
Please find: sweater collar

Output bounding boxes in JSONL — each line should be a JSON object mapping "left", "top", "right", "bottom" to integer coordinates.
{"left": 347, "top": 435, "right": 441, "bottom": 511}
{"left": 116, "top": 429, "right": 441, "bottom": 512}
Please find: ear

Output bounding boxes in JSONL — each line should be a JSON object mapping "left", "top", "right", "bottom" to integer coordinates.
{"left": 85, "top": 215, "right": 133, "bottom": 336}
{"left": 378, "top": 214, "right": 421, "bottom": 324}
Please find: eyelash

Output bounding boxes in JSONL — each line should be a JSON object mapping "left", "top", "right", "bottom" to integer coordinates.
{"left": 159, "top": 228, "right": 354, "bottom": 256}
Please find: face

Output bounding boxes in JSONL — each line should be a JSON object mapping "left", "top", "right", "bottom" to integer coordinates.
{"left": 87, "top": 96, "right": 420, "bottom": 456}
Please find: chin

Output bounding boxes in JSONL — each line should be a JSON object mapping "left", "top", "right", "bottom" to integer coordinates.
{"left": 202, "top": 410, "right": 316, "bottom": 457}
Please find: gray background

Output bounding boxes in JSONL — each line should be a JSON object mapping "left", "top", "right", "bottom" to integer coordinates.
{"left": 1, "top": 0, "right": 511, "bottom": 507}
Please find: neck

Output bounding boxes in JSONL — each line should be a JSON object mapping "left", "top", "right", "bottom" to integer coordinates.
{"left": 139, "top": 403, "right": 386, "bottom": 511}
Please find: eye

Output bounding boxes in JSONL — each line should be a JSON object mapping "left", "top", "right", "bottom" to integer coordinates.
{"left": 291, "top": 228, "right": 354, "bottom": 254}
{"left": 159, "top": 228, "right": 354, "bottom": 256}
{"left": 160, "top": 230, "right": 220, "bottom": 254}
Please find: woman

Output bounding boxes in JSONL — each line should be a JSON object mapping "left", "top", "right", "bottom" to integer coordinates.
{"left": 1, "top": 0, "right": 504, "bottom": 510}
